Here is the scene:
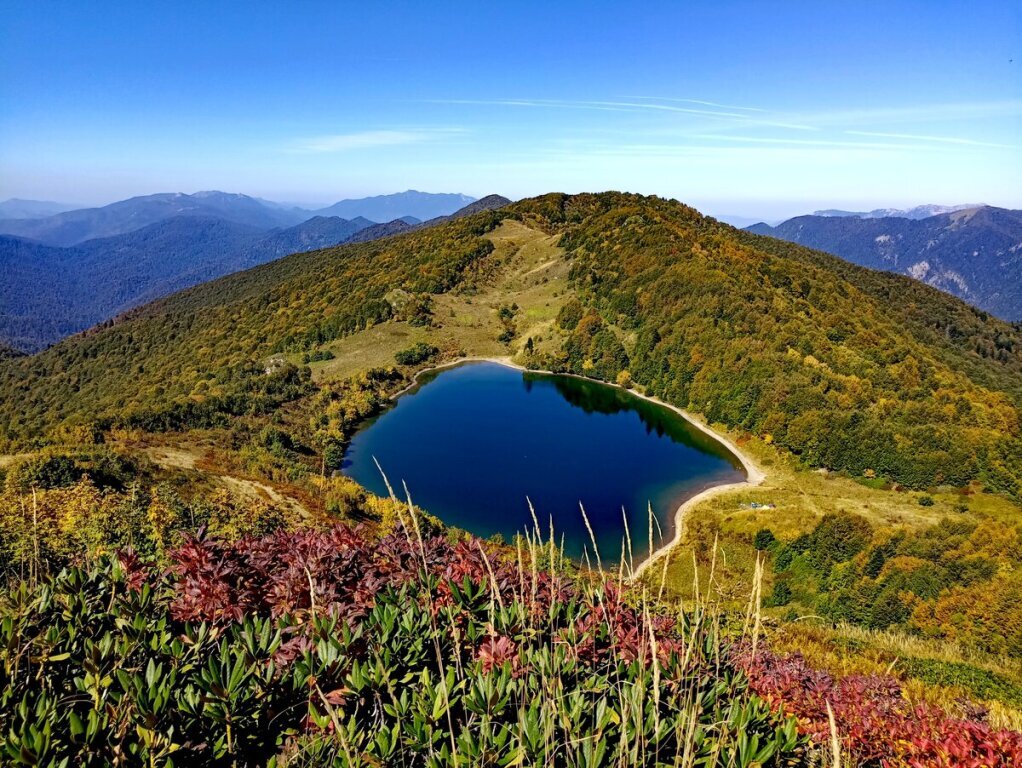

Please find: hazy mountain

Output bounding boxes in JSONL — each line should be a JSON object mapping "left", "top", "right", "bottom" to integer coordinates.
{"left": 0, "top": 199, "right": 79, "bottom": 219}
{"left": 713, "top": 213, "right": 782, "bottom": 228}
{"left": 343, "top": 196, "right": 510, "bottom": 244}
{"left": 241, "top": 216, "right": 375, "bottom": 263}
{"left": 0, "top": 190, "right": 485, "bottom": 246}
{"left": 0, "top": 214, "right": 376, "bottom": 352}
{"left": 0, "top": 191, "right": 310, "bottom": 246}
{"left": 439, "top": 194, "right": 511, "bottom": 220}
{"left": 747, "top": 206, "right": 1022, "bottom": 320}
{"left": 813, "top": 204, "right": 983, "bottom": 220}
{"left": 313, "top": 191, "right": 475, "bottom": 222}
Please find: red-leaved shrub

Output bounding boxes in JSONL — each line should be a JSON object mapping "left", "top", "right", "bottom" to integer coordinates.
{"left": 738, "top": 647, "right": 1022, "bottom": 767}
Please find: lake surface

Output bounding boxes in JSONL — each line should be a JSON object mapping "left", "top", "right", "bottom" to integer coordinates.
{"left": 343, "top": 362, "right": 745, "bottom": 562}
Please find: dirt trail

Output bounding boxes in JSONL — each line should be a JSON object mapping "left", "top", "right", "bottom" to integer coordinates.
{"left": 142, "top": 444, "right": 311, "bottom": 519}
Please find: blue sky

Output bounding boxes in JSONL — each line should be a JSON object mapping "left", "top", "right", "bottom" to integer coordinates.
{"left": 1, "top": 1, "right": 1019, "bottom": 219}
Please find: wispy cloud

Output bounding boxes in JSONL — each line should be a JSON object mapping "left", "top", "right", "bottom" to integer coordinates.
{"left": 425, "top": 98, "right": 765, "bottom": 120}
{"left": 692, "top": 134, "right": 946, "bottom": 150}
{"left": 777, "top": 100, "right": 1022, "bottom": 128}
{"left": 627, "top": 96, "right": 766, "bottom": 112}
{"left": 427, "top": 96, "right": 1022, "bottom": 136}
{"left": 423, "top": 98, "right": 637, "bottom": 113}
{"left": 422, "top": 97, "right": 817, "bottom": 130}
{"left": 845, "top": 130, "right": 1013, "bottom": 149}
{"left": 287, "top": 129, "right": 463, "bottom": 154}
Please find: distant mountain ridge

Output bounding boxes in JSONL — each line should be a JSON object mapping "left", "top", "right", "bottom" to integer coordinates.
{"left": 0, "top": 195, "right": 502, "bottom": 352}
{"left": 342, "top": 195, "right": 511, "bottom": 244}
{"left": 0, "top": 199, "right": 80, "bottom": 219}
{"left": 312, "top": 190, "right": 475, "bottom": 222}
{"left": 0, "top": 192, "right": 305, "bottom": 246}
{"left": 0, "top": 190, "right": 479, "bottom": 247}
{"left": 0, "top": 215, "right": 375, "bottom": 352}
{"left": 747, "top": 206, "right": 1022, "bottom": 320}
{"left": 812, "top": 204, "right": 983, "bottom": 220}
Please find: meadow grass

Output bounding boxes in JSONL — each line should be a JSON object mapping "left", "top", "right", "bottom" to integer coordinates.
{"left": 306, "top": 220, "right": 570, "bottom": 382}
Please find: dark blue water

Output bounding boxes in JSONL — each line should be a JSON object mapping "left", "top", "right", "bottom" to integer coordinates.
{"left": 343, "top": 362, "right": 744, "bottom": 562}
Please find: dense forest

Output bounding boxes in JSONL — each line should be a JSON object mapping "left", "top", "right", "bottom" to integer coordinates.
{"left": 754, "top": 511, "right": 1022, "bottom": 655}
{"left": 1, "top": 192, "right": 1020, "bottom": 497}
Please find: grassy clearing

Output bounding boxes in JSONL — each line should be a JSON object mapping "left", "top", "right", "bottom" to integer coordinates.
{"left": 306, "top": 220, "right": 570, "bottom": 382}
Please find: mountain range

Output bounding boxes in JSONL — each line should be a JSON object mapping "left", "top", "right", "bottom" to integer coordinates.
{"left": 313, "top": 191, "right": 475, "bottom": 223}
{"left": 1, "top": 192, "right": 1018, "bottom": 497}
{"left": 0, "top": 195, "right": 509, "bottom": 353}
{"left": 811, "top": 204, "right": 983, "bottom": 220}
{"left": 0, "top": 198, "right": 81, "bottom": 219}
{"left": 0, "top": 190, "right": 477, "bottom": 247}
{"left": 748, "top": 206, "right": 1022, "bottom": 320}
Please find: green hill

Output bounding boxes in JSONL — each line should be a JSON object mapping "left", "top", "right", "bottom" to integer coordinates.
{"left": 1, "top": 192, "right": 1020, "bottom": 494}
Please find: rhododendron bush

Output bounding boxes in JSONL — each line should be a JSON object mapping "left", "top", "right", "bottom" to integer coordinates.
{"left": 1, "top": 523, "right": 1019, "bottom": 766}
{"left": 739, "top": 647, "right": 1022, "bottom": 767}
{"left": 1, "top": 525, "right": 799, "bottom": 767}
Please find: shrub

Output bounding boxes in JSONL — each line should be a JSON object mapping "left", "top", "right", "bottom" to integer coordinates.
{"left": 556, "top": 298, "right": 584, "bottom": 330}
{"left": 740, "top": 647, "right": 1022, "bottom": 767}
{"left": 4, "top": 453, "right": 82, "bottom": 492}
{"left": 810, "top": 512, "right": 873, "bottom": 569}
{"left": 301, "top": 349, "right": 336, "bottom": 363}
{"left": 1, "top": 527, "right": 804, "bottom": 766}
{"left": 754, "top": 528, "right": 777, "bottom": 551}
{"left": 767, "top": 580, "right": 792, "bottom": 607}
{"left": 394, "top": 342, "right": 439, "bottom": 366}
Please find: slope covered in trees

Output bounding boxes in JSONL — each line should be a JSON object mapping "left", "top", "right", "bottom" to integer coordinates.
{"left": 521, "top": 194, "right": 1022, "bottom": 493}
{"left": 1, "top": 192, "right": 1020, "bottom": 496}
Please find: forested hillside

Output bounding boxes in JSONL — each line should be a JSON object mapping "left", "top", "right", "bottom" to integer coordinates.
{"left": 521, "top": 194, "right": 1022, "bottom": 493}
{"left": 1, "top": 192, "right": 1020, "bottom": 496}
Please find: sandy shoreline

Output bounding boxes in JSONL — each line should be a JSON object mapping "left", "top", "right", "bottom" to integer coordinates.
{"left": 389, "top": 355, "right": 766, "bottom": 578}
